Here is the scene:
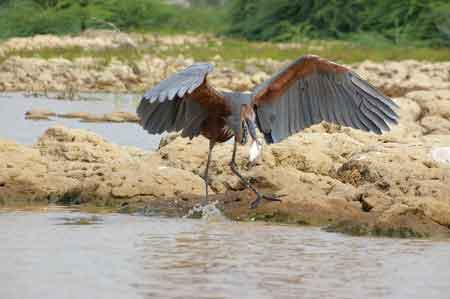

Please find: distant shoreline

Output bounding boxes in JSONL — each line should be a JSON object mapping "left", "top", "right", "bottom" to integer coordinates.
{"left": 0, "top": 31, "right": 449, "bottom": 97}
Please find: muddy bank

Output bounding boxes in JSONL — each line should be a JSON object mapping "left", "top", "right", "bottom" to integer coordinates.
{"left": 2, "top": 90, "right": 450, "bottom": 238}
{"left": 0, "top": 31, "right": 449, "bottom": 96}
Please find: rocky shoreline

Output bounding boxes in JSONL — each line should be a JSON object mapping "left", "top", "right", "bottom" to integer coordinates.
{"left": 2, "top": 95, "right": 450, "bottom": 238}
{"left": 1, "top": 31, "right": 449, "bottom": 96}
{"left": 1, "top": 31, "right": 450, "bottom": 238}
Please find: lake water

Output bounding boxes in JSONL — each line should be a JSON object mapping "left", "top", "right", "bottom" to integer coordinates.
{"left": 1, "top": 209, "right": 450, "bottom": 299}
{"left": 2, "top": 94, "right": 450, "bottom": 299}
{"left": 0, "top": 92, "right": 161, "bottom": 150}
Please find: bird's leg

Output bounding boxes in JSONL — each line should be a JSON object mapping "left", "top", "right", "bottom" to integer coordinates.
{"left": 202, "top": 140, "right": 215, "bottom": 205}
{"left": 229, "top": 142, "right": 260, "bottom": 195}
{"left": 229, "top": 140, "right": 282, "bottom": 209}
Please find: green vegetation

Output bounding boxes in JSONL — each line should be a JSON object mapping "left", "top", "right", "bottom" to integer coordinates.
{"left": 227, "top": 0, "right": 450, "bottom": 47}
{"left": 0, "top": 0, "right": 448, "bottom": 62}
{"left": 0, "top": 0, "right": 227, "bottom": 39}
{"left": 1, "top": 0, "right": 448, "bottom": 46}
{"left": 3, "top": 37, "right": 449, "bottom": 66}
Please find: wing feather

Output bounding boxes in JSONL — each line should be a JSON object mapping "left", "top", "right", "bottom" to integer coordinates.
{"left": 356, "top": 106, "right": 382, "bottom": 134}
{"left": 174, "top": 100, "right": 187, "bottom": 131}
{"left": 316, "top": 74, "right": 331, "bottom": 122}
{"left": 324, "top": 79, "right": 345, "bottom": 126}
{"left": 303, "top": 81, "right": 314, "bottom": 128}
{"left": 337, "top": 82, "right": 360, "bottom": 129}
{"left": 363, "top": 94, "right": 396, "bottom": 124}
{"left": 353, "top": 110, "right": 371, "bottom": 132}
{"left": 282, "top": 88, "right": 290, "bottom": 135}
{"left": 308, "top": 77, "right": 321, "bottom": 124}
{"left": 177, "top": 85, "right": 189, "bottom": 98}
{"left": 332, "top": 84, "right": 353, "bottom": 127}
{"left": 322, "top": 76, "right": 338, "bottom": 124}
{"left": 137, "top": 63, "right": 230, "bottom": 138}
{"left": 350, "top": 74, "right": 399, "bottom": 109}
{"left": 167, "top": 87, "right": 178, "bottom": 101}
{"left": 360, "top": 100, "right": 390, "bottom": 132}
{"left": 290, "top": 86, "right": 298, "bottom": 133}
{"left": 295, "top": 85, "right": 304, "bottom": 131}
{"left": 252, "top": 55, "right": 398, "bottom": 143}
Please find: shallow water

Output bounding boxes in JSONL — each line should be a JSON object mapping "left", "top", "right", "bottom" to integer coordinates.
{"left": 1, "top": 209, "right": 450, "bottom": 299}
{"left": 0, "top": 92, "right": 161, "bottom": 150}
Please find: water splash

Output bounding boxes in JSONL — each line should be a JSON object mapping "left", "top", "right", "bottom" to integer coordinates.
{"left": 184, "top": 201, "right": 228, "bottom": 222}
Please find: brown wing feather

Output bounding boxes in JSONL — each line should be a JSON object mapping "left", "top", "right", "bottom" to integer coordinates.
{"left": 251, "top": 55, "right": 399, "bottom": 143}
{"left": 189, "top": 79, "right": 231, "bottom": 116}
{"left": 137, "top": 63, "right": 231, "bottom": 139}
{"left": 253, "top": 55, "right": 348, "bottom": 105}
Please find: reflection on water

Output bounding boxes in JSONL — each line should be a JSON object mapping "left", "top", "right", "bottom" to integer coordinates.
{"left": 1, "top": 210, "right": 449, "bottom": 299}
{"left": 0, "top": 92, "right": 161, "bottom": 150}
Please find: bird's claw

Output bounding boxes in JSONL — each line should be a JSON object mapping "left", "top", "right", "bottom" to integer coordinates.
{"left": 249, "top": 193, "right": 284, "bottom": 209}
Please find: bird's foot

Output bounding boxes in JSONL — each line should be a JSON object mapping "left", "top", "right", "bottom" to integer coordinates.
{"left": 249, "top": 193, "right": 284, "bottom": 209}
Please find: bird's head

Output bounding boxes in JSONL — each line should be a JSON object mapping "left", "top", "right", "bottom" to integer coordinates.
{"left": 240, "top": 104, "right": 262, "bottom": 164}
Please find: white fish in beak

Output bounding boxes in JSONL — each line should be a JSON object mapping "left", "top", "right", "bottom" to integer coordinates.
{"left": 249, "top": 140, "right": 262, "bottom": 163}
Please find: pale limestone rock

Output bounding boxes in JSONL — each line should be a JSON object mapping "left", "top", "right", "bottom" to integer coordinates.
{"left": 421, "top": 116, "right": 450, "bottom": 134}
{"left": 250, "top": 71, "right": 269, "bottom": 84}
{"left": 1, "top": 124, "right": 450, "bottom": 237}
{"left": 406, "top": 89, "right": 450, "bottom": 119}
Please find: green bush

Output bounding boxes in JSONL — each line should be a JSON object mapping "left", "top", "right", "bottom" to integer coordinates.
{"left": 0, "top": 0, "right": 94, "bottom": 38}
{"left": 227, "top": 0, "right": 450, "bottom": 46}
{"left": 0, "top": 0, "right": 226, "bottom": 39}
{"left": 100, "top": 0, "right": 226, "bottom": 33}
{"left": 99, "top": 0, "right": 174, "bottom": 30}
{"left": 0, "top": 0, "right": 448, "bottom": 48}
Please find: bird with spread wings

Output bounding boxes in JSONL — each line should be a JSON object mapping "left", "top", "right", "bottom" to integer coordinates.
{"left": 137, "top": 55, "right": 399, "bottom": 208}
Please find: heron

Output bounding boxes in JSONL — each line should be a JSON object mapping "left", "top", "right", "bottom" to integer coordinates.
{"left": 137, "top": 55, "right": 399, "bottom": 208}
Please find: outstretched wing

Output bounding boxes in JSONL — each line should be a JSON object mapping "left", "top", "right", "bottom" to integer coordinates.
{"left": 137, "top": 63, "right": 229, "bottom": 139}
{"left": 252, "top": 55, "right": 399, "bottom": 143}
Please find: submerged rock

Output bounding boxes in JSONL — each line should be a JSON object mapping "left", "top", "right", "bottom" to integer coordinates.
{"left": 25, "top": 109, "right": 57, "bottom": 120}
{"left": 25, "top": 110, "right": 140, "bottom": 123}
{"left": 59, "top": 111, "right": 140, "bottom": 123}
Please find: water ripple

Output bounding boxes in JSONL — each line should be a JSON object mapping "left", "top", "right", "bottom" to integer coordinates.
{"left": 0, "top": 211, "right": 449, "bottom": 299}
